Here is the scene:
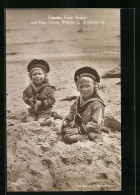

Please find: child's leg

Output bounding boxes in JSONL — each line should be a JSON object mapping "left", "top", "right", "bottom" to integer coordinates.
{"left": 88, "top": 132, "right": 99, "bottom": 141}
{"left": 38, "top": 117, "right": 54, "bottom": 126}
{"left": 63, "top": 134, "right": 77, "bottom": 144}
{"left": 25, "top": 115, "right": 37, "bottom": 122}
{"left": 37, "top": 118, "right": 46, "bottom": 126}
{"left": 38, "top": 112, "right": 53, "bottom": 126}
{"left": 63, "top": 133, "right": 84, "bottom": 144}
{"left": 24, "top": 110, "right": 37, "bottom": 122}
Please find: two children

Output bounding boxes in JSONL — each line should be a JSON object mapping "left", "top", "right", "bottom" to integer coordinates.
{"left": 23, "top": 60, "right": 105, "bottom": 143}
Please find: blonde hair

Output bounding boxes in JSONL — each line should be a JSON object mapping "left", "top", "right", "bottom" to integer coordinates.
{"left": 76, "top": 76, "right": 99, "bottom": 93}
{"left": 29, "top": 67, "right": 49, "bottom": 83}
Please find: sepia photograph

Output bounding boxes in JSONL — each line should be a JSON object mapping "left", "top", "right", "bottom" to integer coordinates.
{"left": 6, "top": 8, "right": 121, "bottom": 191}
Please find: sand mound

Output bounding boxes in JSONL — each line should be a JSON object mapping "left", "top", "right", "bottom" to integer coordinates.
{"left": 7, "top": 115, "right": 121, "bottom": 191}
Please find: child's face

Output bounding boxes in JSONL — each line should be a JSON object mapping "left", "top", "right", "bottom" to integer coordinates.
{"left": 77, "top": 77, "right": 95, "bottom": 100}
{"left": 31, "top": 69, "right": 46, "bottom": 85}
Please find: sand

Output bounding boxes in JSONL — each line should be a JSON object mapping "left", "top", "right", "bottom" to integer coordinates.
{"left": 6, "top": 60, "right": 121, "bottom": 192}
{"left": 6, "top": 9, "right": 121, "bottom": 191}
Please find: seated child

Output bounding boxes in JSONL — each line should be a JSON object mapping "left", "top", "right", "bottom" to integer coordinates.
{"left": 22, "top": 59, "right": 56, "bottom": 126}
{"left": 60, "top": 67, "right": 105, "bottom": 144}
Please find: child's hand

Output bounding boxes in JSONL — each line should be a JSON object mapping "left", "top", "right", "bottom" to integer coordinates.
{"left": 61, "top": 120, "right": 69, "bottom": 128}
{"left": 28, "top": 97, "right": 35, "bottom": 108}
{"left": 34, "top": 99, "right": 41, "bottom": 112}
{"left": 60, "top": 120, "right": 69, "bottom": 134}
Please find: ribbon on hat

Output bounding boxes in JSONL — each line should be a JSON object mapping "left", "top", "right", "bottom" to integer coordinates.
{"left": 29, "top": 64, "right": 48, "bottom": 72}
{"left": 77, "top": 73, "right": 96, "bottom": 82}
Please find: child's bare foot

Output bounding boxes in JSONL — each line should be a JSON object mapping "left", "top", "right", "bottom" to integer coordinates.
{"left": 38, "top": 117, "right": 54, "bottom": 126}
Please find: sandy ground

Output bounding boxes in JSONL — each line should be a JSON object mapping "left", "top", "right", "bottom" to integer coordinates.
{"left": 6, "top": 58, "right": 121, "bottom": 192}
{"left": 6, "top": 9, "right": 121, "bottom": 192}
